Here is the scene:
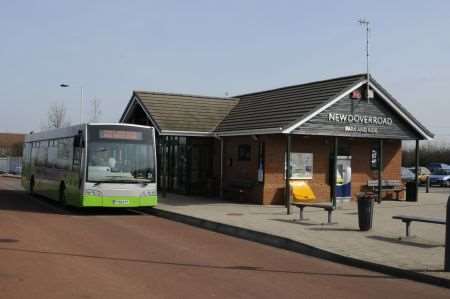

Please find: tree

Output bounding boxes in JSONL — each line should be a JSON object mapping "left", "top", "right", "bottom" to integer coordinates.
{"left": 89, "top": 97, "right": 102, "bottom": 123}
{"left": 47, "top": 101, "right": 70, "bottom": 129}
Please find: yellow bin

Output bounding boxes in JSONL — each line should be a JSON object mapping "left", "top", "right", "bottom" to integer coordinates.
{"left": 290, "top": 181, "right": 316, "bottom": 202}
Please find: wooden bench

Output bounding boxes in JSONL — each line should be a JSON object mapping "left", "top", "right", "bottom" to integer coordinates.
{"left": 392, "top": 215, "right": 446, "bottom": 237}
{"left": 292, "top": 203, "right": 335, "bottom": 224}
{"left": 367, "top": 180, "right": 405, "bottom": 202}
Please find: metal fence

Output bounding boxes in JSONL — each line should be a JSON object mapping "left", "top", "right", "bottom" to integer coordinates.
{"left": 0, "top": 157, "right": 22, "bottom": 174}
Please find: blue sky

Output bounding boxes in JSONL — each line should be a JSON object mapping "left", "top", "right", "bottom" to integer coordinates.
{"left": 1, "top": 0, "right": 449, "bottom": 141}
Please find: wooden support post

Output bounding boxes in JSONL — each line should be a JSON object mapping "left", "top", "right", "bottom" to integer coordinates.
{"left": 285, "top": 134, "right": 292, "bottom": 215}
{"left": 331, "top": 137, "right": 338, "bottom": 209}
{"left": 415, "top": 139, "right": 420, "bottom": 201}
{"left": 377, "top": 139, "right": 383, "bottom": 203}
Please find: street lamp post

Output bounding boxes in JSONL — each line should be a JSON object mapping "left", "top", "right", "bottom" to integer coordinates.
{"left": 60, "top": 84, "right": 84, "bottom": 124}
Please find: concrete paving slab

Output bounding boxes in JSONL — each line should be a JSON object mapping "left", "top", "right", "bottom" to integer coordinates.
{"left": 153, "top": 188, "right": 450, "bottom": 286}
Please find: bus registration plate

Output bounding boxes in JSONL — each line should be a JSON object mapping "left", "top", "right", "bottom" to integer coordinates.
{"left": 113, "top": 200, "right": 129, "bottom": 205}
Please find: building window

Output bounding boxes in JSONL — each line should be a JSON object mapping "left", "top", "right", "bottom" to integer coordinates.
{"left": 238, "top": 144, "right": 251, "bottom": 161}
{"left": 290, "top": 152, "right": 313, "bottom": 179}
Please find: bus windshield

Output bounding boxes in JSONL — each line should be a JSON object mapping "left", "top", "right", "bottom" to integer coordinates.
{"left": 87, "top": 127, "right": 155, "bottom": 183}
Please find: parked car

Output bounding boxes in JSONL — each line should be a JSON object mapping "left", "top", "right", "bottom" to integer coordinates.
{"left": 426, "top": 163, "right": 449, "bottom": 173}
{"left": 401, "top": 167, "right": 415, "bottom": 182}
{"left": 429, "top": 168, "right": 450, "bottom": 187}
{"left": 408, "top": 166, "right": 431, "bottom": 184}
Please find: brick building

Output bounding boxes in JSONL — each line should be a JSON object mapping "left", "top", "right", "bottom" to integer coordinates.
{"left": 120, "top": 74, "right": 433, "bottom": 205}
{"left": 0, "top": 133, "right": 25, "bottom": 157}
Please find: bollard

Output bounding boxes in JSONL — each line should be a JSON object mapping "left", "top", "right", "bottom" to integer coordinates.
{"left": 445, "top": 196, "right": 450, "bottom": 271}
{"left": 426, "top": 176, "right": 430, "bottom": 193}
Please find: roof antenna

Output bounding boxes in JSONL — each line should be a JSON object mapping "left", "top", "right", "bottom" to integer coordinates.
{"left": 358, "top": 18, "right": 371, "bottom": 102}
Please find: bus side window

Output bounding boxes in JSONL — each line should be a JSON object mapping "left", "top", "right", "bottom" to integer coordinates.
{"left": 73, "top": 135, "right": 82, "bottom": 167}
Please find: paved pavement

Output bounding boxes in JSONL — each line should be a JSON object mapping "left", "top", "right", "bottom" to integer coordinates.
{"left": 1, "top": 177, "right": 449, "bottom": 298}
{"left": 155, "top": 187, "right": 450, "bottom": 283}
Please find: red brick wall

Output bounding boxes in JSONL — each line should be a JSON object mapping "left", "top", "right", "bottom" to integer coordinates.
{"left": 260, "top": 135, "right": 403, "bottom": 205}
{"left": 0, "top": 133, "right": 24, "bottom": 156}
{"left": 379, "top": 139, "right": 403, "bottom": 199}
{"left": 260, "top": 135, "right": 287, "bottom": 205}
{"left": 261, "top": 135, "right": 333, "bottom": 205}
{"left": 222, "top": 136, "right": 263, "bottom": 203}
{"left": 222, "top": 134, "right": 403, "bottom": 205}
{"left": 351, "top": 139, "right": 403, "bottom": 199}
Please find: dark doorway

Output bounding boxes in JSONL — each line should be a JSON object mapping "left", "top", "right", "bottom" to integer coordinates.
{"left": 158, "top": 136, "right": 216, "bottom": 196}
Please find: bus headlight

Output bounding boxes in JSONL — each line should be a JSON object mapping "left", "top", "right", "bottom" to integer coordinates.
{"left": 85, "top": 189, "right": 103, "bottom": 197}
{"left": 140, "top": 190, "right": 155, "bottom": 197}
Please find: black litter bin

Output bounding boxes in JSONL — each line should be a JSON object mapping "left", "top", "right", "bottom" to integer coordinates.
{"left": 406, "top": 181, "right": 418, "bottom": 202}
{"left": 357, "top": 192, "right": 375, "bottom": 231}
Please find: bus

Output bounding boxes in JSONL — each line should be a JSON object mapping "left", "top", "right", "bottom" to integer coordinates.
{"left": 22, "top": 123, "right": 157, "bottom": 208}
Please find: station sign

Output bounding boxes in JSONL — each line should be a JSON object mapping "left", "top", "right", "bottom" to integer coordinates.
{"left": 328, "top": 113, "right": 393, "bottom": 135}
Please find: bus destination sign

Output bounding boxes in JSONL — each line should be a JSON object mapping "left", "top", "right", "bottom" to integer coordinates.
{"left": 99, "top": 130, "right": 143, "bottom": 141}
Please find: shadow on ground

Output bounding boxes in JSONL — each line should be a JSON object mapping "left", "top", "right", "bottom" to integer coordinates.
{"left": 366, "top": 235, "right": 443, "bottom": 249}
{"left": 0, "top": 246, "right": 397, "bottom": 280}
{"left": 0, "top": 238, "right": 19, "bottom": 243}
{"left": 0, "top": 189, "right": 148, "bottom": 217}
{"left": 308, "top": 227, "right": 360, "bottom": 232}
{"left": 271, "top": 219, "right": 324, "bottom": 226}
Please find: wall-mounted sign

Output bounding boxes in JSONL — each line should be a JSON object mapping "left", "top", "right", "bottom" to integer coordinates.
{"left": 328, "top": 113, "right": 393, "bottom": 126}
{"left": 327, "top": 113, "right": 393, "bottom": 135}
{"left": 344, "top": 126, "right": 378, "bottom": 134}
{"left": 295, "top": 94, "right": 418, "bottom": 139}
{"left": 290, "top": 153, "right": 313, "bottom": 179}
{"left": 370, "top": 144, "right": 379, "bottom": 170}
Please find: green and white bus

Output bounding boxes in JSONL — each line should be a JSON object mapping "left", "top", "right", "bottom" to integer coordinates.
{"left": 22, "top": 123, "right": 157, "bottom": 208}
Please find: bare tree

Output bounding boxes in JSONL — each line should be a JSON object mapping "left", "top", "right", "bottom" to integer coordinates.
{"left": 89, "top": 97, "right": 102, "bottom": 123}
{"left": 47, "top": 101, "right": 70, "bottom": 128}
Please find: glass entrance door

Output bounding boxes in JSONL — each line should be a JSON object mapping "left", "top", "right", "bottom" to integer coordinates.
{"left": 158, "top": 136, "right": 215, "bottom": 196}
{"left": 190, "top": 143, "right": 211, "bottom": 195}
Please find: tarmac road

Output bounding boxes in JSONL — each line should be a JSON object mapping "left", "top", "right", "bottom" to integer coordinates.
{"left": 0, "top": 176, "right": 448, "bottom": 298}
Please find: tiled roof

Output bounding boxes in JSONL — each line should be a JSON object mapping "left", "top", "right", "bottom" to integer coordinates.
{"left": 121, "top": 74, "right": 433, "bottom": 139}
{"left": 215, "top": 74, "right": 367, "bottom": 132}
{"left": 133, "top": 91, "right": 239, "bottom": 133}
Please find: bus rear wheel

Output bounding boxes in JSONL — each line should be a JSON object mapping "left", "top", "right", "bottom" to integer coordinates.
{"left": 29, "top": 177, "right": 35, "bottom": 195}
{"left": 59, "top": 183, "right": 67, "bottom": 207}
